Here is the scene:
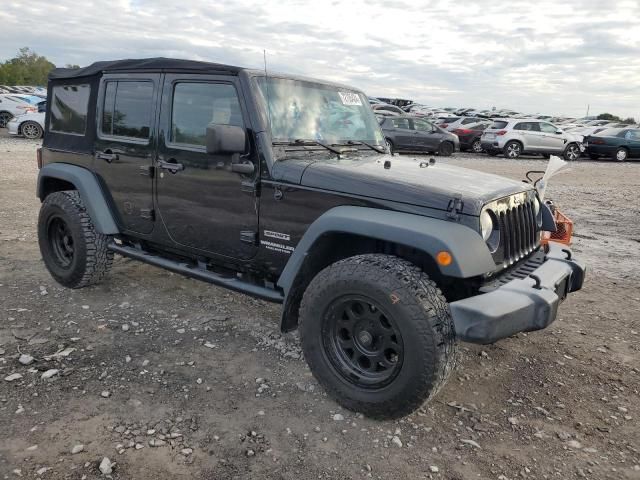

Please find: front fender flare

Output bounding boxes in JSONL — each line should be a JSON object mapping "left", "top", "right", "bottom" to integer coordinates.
{"left": 277, "top": 206, "right": 495, "bottom": 298}
{"left": 37, "top": 163, "right": 119, "bottom": 235}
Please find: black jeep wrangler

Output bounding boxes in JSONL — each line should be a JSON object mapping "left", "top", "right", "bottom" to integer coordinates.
{"left": 36, "top": 58, "right": 585, "bottom": 419}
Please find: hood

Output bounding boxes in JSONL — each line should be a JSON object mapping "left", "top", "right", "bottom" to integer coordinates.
{"left": 273, "top": 154, "right": 532, "bottom": 215}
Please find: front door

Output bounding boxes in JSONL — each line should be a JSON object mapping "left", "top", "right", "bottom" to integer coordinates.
{"left": 155, "top": 74, "right": 259, "bottom": 260}
{"left": 94, "top": 74, "right": 160, "bottom": 234}
{"left": 538, "top": 122, "right": 566, "bottom": 152}
{"left": 411, "top": 118, "right": 439, "bottom": 151}
{"left": 390, "top": 118, "right": 414, "bottom": 149}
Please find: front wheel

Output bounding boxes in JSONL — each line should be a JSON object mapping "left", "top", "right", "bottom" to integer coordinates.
{"left": 38, "top": 191, "right": 114, "bottom": 288}
{"left": 471, "top": 139, "right": 483, "bottom": 153}
{"left": 438, "top": 141, "right": 454, "bottom": 156}
{"left": 299, "top": 254, "right": 457, "bottom": 419}
{"left": 564, "top": 144, "right": 580, "bottom": 161}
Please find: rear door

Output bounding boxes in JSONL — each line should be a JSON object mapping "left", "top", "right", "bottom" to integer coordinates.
{"left": 94, "top": 74, "right": 159, "bottom": 234}
{"left": 513, "top": 121, "right": 542, "bottom": 150}
{"left": 389, "top": 118, "right": 414, "bottom": 149}
{"left": 624, "top": 129, "right": 640, "bottom": 157}
{"left": 154, "top": 74, "right": 259, "bottom": 260}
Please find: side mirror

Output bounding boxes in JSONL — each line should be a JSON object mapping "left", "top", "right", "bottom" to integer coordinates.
{"left": 206, "top": 124, "right": 246, "bottom": 155}
{"left": 555, "top": 129, "right": 563, "bottom": 134}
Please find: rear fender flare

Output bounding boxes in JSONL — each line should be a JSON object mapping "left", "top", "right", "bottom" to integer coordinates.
{"left": 37, "top": 163, "right": 119, "bottom": 235}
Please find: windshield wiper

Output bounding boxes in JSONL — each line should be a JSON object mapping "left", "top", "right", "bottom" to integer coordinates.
{"left": 346, "top": 140, "right": 386, "bottom": 154}
{"left": 291, "top": 139, "right": 343, "bottom": 155}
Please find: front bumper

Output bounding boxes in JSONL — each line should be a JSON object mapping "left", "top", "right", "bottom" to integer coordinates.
{"left": 450, "top": 243, "right": 585, "bottom": 344}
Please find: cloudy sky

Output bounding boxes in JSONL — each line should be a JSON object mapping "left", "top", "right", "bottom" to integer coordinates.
{"left": 1, "top": 0, "right": 639, "bottom": 118}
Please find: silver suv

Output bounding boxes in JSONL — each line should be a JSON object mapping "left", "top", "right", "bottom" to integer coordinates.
{"left": 481, "top": 119, "right": 584, "bottom": 160}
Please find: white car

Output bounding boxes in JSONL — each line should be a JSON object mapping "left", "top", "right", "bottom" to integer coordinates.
{"left": 0, "top": 94, "right": 39, "bottom": 127}
{"left": 7, "top": 111, "right": 45, "bottom": 139}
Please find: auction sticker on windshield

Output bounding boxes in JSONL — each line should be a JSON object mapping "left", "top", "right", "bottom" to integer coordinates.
{"left": 338, "top": 92, "right": 362, "bottom": 106}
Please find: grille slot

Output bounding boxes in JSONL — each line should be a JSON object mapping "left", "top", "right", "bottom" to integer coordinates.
{"left": 496, "top": 199, "right": 539, "bottom": 266}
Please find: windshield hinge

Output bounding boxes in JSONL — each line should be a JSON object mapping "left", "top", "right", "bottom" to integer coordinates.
{"left": 446, "top": 195, "right": 464, "bottom": 220}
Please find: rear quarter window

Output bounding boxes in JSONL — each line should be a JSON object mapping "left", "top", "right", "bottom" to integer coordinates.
{"left": 490, "top": 120, "right": 508, "bottom": 129}
{"left": 49, "top": 84, "right": 91, "bottom": 135}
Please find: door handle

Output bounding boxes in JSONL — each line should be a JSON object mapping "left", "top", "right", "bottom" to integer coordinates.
{"left": 96, "top": 151, "right": 119, "bottom": 163}
{"left": 158, "top": 159, "right": 185, "bottom": 173}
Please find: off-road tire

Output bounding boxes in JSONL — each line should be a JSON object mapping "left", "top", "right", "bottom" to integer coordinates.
{"left": 438, "top": 141, "right": 454, "bottom": 157}
{"left": 38, "top": 191, "right": 113, "bottom": 288}
{"left": 299, "top": 254, "right": 457, "bottom": 419}
{"left": 504, "top": 141, "right": 522, "bottom": 159}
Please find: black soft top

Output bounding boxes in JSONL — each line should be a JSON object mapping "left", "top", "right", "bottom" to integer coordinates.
{"left": 49, "top": 57, "right": 243, "bottom": 80}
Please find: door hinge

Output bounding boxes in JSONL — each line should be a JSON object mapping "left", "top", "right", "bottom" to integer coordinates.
{"left": 240, "top": 230, "right": 257, "bottom": 244}
{"left": 241, "top": 180, "right": 260, "bottom": 196}
{"left": 446, "top": 195, "right": 464, "bottom": 220}
{"left": 140, "top": 165, "right": 155, "bottom": 178}
{"left": 140, "top": 208, "right": 155, "bottom": 220}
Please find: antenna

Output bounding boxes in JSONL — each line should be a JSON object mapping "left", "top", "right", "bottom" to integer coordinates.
{"left": 263, "top": 49, "right": 273, "bottom": 133}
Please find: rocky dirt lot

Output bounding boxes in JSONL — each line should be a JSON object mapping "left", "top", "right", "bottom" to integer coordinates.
{"left": 1, "top": 129, "right": 639, "bottom": 480}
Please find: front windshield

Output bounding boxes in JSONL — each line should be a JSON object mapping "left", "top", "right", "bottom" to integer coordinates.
{"left": 255, "top": 77, "right": 384, "bottom": 146}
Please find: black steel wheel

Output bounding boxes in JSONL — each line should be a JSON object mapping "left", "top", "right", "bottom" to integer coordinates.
{"left": 299, "top": 254, "right": 457, "bottom": 419}
{"left": 322, "top": 295, "right": 403, "bottom": 389}
{"left": 47, "top": 215, "right": 75, "bottom": 269}
{"left": 38, "top": 191, "right": 113, "bottom": 288}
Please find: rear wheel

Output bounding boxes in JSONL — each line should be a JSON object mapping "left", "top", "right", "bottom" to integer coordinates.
{"left": 21, "top": 121, "right": 43, "bottom": 139}
{"left": 471, "top": 139, "right": 483, "bottom": 153}
{"left": 438, "top": 141, "right": 454, "bottom": 156}
{"left": 564, "top": 143, "right": 580, "bottom": 161}
{"left": 613, "top": 147, "right": 628, "bottom": 162}
{"left": 38, "top": 191, "right": 113, "bottom": 288}
{"left": 504, "top": 141, "right": 522, "bottom": 159}
{"left": 0, "top": 111, "right": 12, "bottom": 128}
{"left": 299, "top": 254, "right": 457, "bottom": 419}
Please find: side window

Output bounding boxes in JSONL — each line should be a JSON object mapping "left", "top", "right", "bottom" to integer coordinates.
{"left": 391, "top": 118, "right": 410, "bottom": 130}
{"left": 539, "top": 122, "right": 557, "bottom": 133}
{"left": 412, "top": 119, "right": 433, "bottom": 131}
{"left": 101, "top": 81, "right": 154, "bottom": 140}
{"left": 171, "top": 82, "right": 243, "bottom": 147}
{"left": 49, "top": 84, "right": 90, "bottom": 135}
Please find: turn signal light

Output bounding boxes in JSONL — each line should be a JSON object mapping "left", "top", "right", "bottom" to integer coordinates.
{"left": 436, "top": 251, "right": 453, "bottom": 266}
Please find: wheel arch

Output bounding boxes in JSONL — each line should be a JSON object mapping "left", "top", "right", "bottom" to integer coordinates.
{"left": 37, "top": 163, "right": 119, "bottom": 235}
{"left": 277, "top": 206, "right": 495, "bottom": 332}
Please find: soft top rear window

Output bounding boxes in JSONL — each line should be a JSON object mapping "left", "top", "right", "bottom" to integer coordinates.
{"left": 49, "top": 84, "right": 90, "bottom": 135}
{"left": 490, "top": 120, "right": 508, "bottom": 129}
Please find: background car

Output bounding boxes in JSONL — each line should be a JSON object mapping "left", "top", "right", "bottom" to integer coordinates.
{"left": 585, "top": 128, "right": 640, "bottom": 161}
{"left": 379, "top": 115, "right": 459, "bottom": 156}
{"left": 371, "top": 104, "right": 405, "bottom": 116}
{"left": 7, "top": 110, "right": 45, "bottom": 139}
{"left": 481, "top": 119, "right": 583, "bottom": 160}
{"left": 0, "top": 94, "right": 39, "bottom": 127}
{"left": 441, "top": 116, "right": 485, "bottom": 132}
{"left": 453, "top": 121, "right": 492, "bottom": 153}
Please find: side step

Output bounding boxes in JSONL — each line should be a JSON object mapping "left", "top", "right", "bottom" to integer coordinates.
{"left": 108, "top": 243, "right": 284, "bottom": 303}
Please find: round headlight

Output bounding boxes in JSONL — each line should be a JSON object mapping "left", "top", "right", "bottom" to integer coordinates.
{"left": 480, "top": 209, "right": 500, "bottom": 252}
{"left": 480, "top": 210, "right": 493, "bottom": 241}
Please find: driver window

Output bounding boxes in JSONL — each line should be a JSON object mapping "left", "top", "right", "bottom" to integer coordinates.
{"left": 539, "top": 123, "right": 557, "bottom": 133}
{"left": 171, "top": 82, "right": 243, "bottom": 147}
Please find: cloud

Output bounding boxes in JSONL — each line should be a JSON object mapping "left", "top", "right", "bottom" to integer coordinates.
{"left": 1, "top": 0, "right": 638, "bottom": 118}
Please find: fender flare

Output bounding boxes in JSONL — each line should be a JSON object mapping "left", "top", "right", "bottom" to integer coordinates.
{"left": 277, "top": 206, "right": 495, "bottom": 298}
{"left": 37, "top": 163, "right": 119, "bottom": 235}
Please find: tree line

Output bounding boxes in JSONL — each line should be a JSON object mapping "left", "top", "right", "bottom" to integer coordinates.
{"left": 0, "top": 47, "right": 78, "bottom": 86}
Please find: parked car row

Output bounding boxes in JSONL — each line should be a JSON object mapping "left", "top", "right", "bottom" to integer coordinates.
{"left": 0, "top": 86, "right": 47, "bottom": 137}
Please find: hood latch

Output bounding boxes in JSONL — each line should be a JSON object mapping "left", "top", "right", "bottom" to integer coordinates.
{"left": 446, "top": 194, "right": 464, "bottom": 220}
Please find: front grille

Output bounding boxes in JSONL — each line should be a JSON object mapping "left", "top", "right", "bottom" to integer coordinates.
{"left": 486, "top": 191, "right": 541, "bottom": 269}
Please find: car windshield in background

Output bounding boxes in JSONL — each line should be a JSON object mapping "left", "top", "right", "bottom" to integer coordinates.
{"left": 255, "top": 77, "right": 384, "bottom": 146}
{"left": 490, "top": 120, "right": 508, "bottom": 129}
{"left": 594, "top": 128, "right": 623, "bottom": 137}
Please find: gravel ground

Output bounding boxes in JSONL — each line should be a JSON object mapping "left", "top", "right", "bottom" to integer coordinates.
{"left": 1, "top": 129, "right": 639, "bottom": 480}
